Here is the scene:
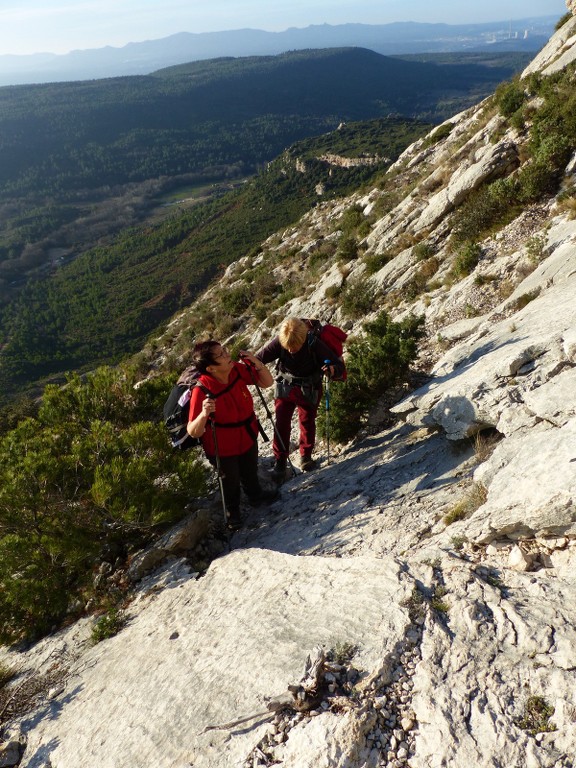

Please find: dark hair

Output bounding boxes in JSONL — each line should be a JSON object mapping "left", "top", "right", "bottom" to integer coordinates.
{"left": 192, "top": 340, "right": 220, "bottom": 373}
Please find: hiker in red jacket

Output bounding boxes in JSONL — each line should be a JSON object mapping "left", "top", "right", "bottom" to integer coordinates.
{"left": 256, "top": 317, "right": 344, "bottom": 478}
{"left": 187, "top": 340, "right": 277, "bottom": 530}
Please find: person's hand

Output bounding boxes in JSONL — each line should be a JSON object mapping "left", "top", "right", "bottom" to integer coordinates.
{"left": 322, "top": 363, "right": 334, "bottom": 378}
{"left": 239, "top": 350, "right": 261, "bottom": 369}
{"left": 202, "top": 397, "right": 216, "bottom": 418}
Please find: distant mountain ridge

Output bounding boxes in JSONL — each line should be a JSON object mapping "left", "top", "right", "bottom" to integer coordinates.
{"left": 0, "top": 16, "right": 559, "bottom": 86}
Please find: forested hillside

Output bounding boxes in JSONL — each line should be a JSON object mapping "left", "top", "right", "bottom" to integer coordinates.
{"left": 0, "top": 48, "right": 529, "bottom": 403}
{"left": 0, "top": 117, "right": 429, "bottom": 403}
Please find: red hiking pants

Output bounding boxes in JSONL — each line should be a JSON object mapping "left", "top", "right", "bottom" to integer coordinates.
{"left": 273, "top": 384, "right": 321, "bottom": 460}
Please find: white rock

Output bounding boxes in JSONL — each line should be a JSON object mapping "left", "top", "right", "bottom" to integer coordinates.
{"left": 508, "top": 545, "right": 533, "bottom": 572}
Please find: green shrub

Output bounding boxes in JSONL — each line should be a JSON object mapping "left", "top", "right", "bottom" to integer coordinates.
{"left": 451, "top": 177, "right": 519, "bottom": 245}
{"left": 324, "top": 284, "right": 342, "bottom": 302}
{"left": 340, "top": 277, "right": 376, "bottom": 318}
{"left": 0, "top": 662, "right": 16, "bottom": 688}
{"left": 451, "top": 242, "right": 482, "bottom": 280}
{"left": 518, "top": 133, "right": 573, "bottom": 202}
{"left": 338, "top": 205, "right": 366, "bottom": 235}
{"left": 0, "top": 366, "right": 207, "bottom": 644}
{"left": 221, "top": 284, "right": 255, "bottom": 315}
{"left": 555, "top": 12, "right": 572, "bottom": 30}
{"left": 413, "top": 242, "right": 434, "bottom": 261}
{"left": 337, "top": 235, "right": 359, "bottom": 261}
{"left": 495, "top": 79, "right": 526, "bottom": 118}
{"left": 404, "top": 257, "right": 440, "bottom": 300}
{"left": 319, "top": 311, "right": 424, "bottom": 443}
{"left": 91, "top": 608, "right": 126, "bottom": 644}
{"left": 512, "top": 289, "right": 540, "bottom": 311}
{"left": 422, "top": 122, "right": 454, "bottom": 148}
{"left": 363, "top": 251, "right": 392, "bottom": 275}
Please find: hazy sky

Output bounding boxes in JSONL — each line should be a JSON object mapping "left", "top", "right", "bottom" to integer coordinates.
{"left": 0, "top": 0, "right": 568, "bottom": 56}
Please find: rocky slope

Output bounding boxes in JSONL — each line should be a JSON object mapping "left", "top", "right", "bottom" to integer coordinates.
{"left": 1, "top": 8, "right": 576, "bottom": 768}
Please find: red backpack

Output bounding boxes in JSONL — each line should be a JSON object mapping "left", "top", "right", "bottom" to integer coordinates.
{"left": 302, "top": 318, "right": 348, "bottom": 381}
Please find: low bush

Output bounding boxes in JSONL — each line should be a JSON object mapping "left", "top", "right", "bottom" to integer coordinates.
{"left": 362, "top": 251, "right": 392, "bottom": 275}
{"left": 451, "top": 177, "right": 520, "bottom": 245}
{"left": 221, "top": 283, "right": 254, "bottom": 315}
{"left": 422, "top": 122, "right": 455, "bottom": 149}
{"left": 318, "top": 311, "right": 424, "bottom": 443}
{"left": 91, "top": 608, "right": 126, "bottom": 644}
{"left": 340, "top": 277, "right": 376, "bottom": 318}
{"left": 451, "top": 242, "right": 482, "bottom": 280}
{"left": 0, "top": 367, "right": 207, "bottom": 644}
{"left": 337, "top": 235, "right": 359, "bottom": 261}
{"left": 495, "top": 78, "right": 526, "bottom": 118}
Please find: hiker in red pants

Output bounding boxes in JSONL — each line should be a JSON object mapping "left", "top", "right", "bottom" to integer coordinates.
{"left": 256, "top": 318, "right": 344, "bottom": 478}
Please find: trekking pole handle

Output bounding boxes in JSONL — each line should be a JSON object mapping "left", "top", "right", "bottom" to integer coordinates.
{"left": 323, "top": 359, "right": 333, "bottom": 378}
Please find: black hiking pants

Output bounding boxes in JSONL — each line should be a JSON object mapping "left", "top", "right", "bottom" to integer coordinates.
{"left": 208, "top": 441, "right": 261, "bottom": 514}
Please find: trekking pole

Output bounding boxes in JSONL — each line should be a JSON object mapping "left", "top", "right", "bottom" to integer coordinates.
{"left": 241, "top": 355, "right": 297, "bottom": 478}
{"left": 208, "top": 398, "right": 229, "bottom": 538}
{"left": 324, "top": 359, "right": 331, "bottom": 465}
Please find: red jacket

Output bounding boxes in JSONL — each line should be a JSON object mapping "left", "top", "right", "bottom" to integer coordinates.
{"left": 189, "top": 362, "right": 258, "bottom": 458}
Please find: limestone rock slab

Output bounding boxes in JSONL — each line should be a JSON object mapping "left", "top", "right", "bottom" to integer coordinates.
{"left": 18, "top": 550, "right": 410, "bottom": 768}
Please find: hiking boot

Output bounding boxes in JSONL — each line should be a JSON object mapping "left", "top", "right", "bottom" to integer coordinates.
{"left": 299, "top": 455, "right": 317, "bottom": 472}
{"left": 226, "top": 509, "right": 242, "bottom": 531}
{"left": 271, "top": 457, "right": 287, "bottom": 480}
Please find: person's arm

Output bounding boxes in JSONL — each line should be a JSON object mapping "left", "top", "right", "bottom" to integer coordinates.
{"left": 187, "top": 390, "right": 215, "bottom": 438}
{"left": 255, "top": 337, "right": 282, "bottom": 368}
{"left": 239, "top": 350, "right": 274, "bottom": 388}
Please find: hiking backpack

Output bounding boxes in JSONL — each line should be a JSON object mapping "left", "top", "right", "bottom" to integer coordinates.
{"left": 163, "top": 364, "right": 250, "bottom": 450}
{"left": 163, "top": 364, "right": 203, "bottom": 451}
{"left": 302, "top": 318, "right": 348, "bottom": 381}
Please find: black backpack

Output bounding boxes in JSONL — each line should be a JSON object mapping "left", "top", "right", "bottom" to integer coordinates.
{"left": 163, "top": 365, "right": 204, "bottom": 451}
{"left": 163, "top": 365, "right": 244, "bottom": 450}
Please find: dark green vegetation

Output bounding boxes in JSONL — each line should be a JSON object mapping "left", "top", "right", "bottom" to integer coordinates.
{"left": 0, "top": 116, "right": 431, "bottom": 403}
{"left": 0, "top": 48, "right": 530, "bottom": 307}
{"left": 0, "top": 366, "right": 206, "bottom": 644}
{"left": 318, "top": 312, "right": 425, "bottom": 444}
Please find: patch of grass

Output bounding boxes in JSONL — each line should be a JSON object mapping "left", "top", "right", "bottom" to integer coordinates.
{"left": 444, "top": 483, "right": 488, "bottom": 525}
{"left": 511, "top": 288, "right": 540, "bottom": 311}
{"left": 431, "top": 585, "right": 449, "bottom": 614}
{"left": 485, "top": 572, "right": 505, "bottom": 591}
{"left": 450, "top": 535, "right": 467, "bottom": 551}
{"left": 516, "top": 695, "right": 556, "bottom": 736}
{"left": 474, "top": 429, "right": 502, "bottom": 463}
{"left": 525, "top": 234, "right": 546, "bottom": 263}
{"left": 474, "top": 273, "right": 499, "bottom": 286}
{"left": 402, "top": 586, "right": 427, "bottom": 622}
{"left": 329, "top": 642, "right": 359, "bottom": 665}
